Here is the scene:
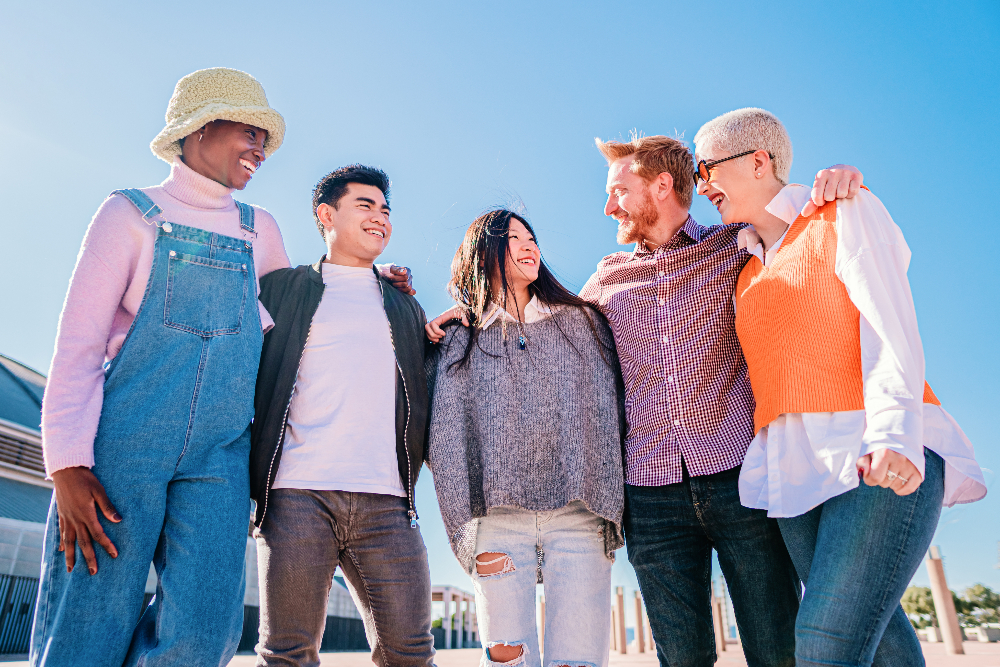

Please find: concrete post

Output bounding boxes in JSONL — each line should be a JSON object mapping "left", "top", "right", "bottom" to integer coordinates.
{"left": 711, "top": 582, "right": 726, "bottom": 653}
{"left": 616, "top": 586, "right": 627, "bottom": 654}
{"left": 610, "top": 604, "right": 618, "bottom": 651}
{"left": 539, "top": 595, "right": 545, "bottom": 648}
{"left": 443, "top": 590, "right": 452, "bottom": 650}
{"left": 926, "top": 546, "right": 964, "bottom": 655}
{"left": 643, "top": 602, "right": 654, "bottom": 653}
{"left": 634, "top": 591, "right": 646, "bottom": 653}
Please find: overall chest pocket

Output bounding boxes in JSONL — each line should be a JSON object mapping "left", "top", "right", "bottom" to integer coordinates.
{"left": 164, "top": 251, "right": 248, "bottom": 336}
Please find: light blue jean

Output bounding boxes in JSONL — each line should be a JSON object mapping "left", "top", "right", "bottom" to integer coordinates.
{"left": 472, "top": 501, "right": 613, "bottom": 667}
{"left": 31, "top": 190, "right": 262, "bottom": 667}
{"left": 777, "top": 449, "right": 945, "bottom": 667}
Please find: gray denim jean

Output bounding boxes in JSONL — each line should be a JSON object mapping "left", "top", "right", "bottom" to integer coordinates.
{"left": 254, "top": 489, "right": 435, "bottom": 667}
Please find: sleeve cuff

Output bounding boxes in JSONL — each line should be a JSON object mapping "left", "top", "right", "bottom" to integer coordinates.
{"left": 861, "top": 408, "right": 925, "bottom": 477}
{"left": 45, "top": 453, "right": 96, "bottom": 479}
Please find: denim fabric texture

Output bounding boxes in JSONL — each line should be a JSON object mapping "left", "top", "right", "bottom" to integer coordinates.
{"left": 624, "top": 465, "right": 799, "bottom": 667}
{"left": 777, "top": 449, "right": 945, "bottom": 667}
{"left": 473, "top": 501, "right": 613, "bottom": 667}
{"left": 31, "top": 192, "right": 262, "bottom": 667}
{"left": 254, "top": 489, "right": 434, "bottom": 667}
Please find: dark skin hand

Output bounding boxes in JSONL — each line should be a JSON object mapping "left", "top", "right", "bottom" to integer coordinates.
{"left": 51, "top": 466, "right": 121, "bottom": 575}
{"left": 380, "top": 264, "right": 415, "bottom": 295}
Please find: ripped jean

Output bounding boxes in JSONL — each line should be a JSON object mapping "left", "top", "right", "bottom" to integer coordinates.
{"left": 472, "top": 501, "right": 613, "bottom": 667}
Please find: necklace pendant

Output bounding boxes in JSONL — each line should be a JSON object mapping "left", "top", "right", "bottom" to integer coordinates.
{"left": 518, "top": 335, "right": 526, "bottom": 350}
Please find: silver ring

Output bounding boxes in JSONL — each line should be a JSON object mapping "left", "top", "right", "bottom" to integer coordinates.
{"left": 886, "top": 470, "right": 909, "bottom": 484}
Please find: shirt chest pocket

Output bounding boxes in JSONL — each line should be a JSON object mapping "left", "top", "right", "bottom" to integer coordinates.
{"left": 164, "top": 251, "right": 248, "bottom": 336}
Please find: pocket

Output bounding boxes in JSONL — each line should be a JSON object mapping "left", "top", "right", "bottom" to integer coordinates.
{"left": 164, "top": 251, "right": 248, "bottom": 336}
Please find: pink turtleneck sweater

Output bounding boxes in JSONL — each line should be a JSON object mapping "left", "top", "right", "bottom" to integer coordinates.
{"left": 41, "top": 158, "right": 291, "bottom": 475}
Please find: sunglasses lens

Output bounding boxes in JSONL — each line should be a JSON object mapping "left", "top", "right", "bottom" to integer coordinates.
{"left": 697, "top": 162, "right": 709, "bottom": 183}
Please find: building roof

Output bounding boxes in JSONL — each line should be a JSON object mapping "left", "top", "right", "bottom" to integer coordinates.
{"left": 0, "top": 354, "right": 46, "bottom": 479}
{"left": 0, "top": 476, "right": 52, "bottom": 523}
{"left": 0, "top": 354, "right": 45, "bottom": 432}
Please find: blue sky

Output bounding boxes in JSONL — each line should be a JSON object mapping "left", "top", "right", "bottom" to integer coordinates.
{"left": 1, "top": 0, "right": 997, "bottom": 627}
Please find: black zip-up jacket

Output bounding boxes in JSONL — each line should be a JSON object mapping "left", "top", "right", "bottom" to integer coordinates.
{"left": 250, "top": 258, "right": 429, "bottom": 527}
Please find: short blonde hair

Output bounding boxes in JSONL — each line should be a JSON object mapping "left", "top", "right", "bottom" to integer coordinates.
{"left": 595, "top": 133, "right": 694, "bottom": 210}
{"left": 693, "top": 108, "right": 793, "bottom": 185}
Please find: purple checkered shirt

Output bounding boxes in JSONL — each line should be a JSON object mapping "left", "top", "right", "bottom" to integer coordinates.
{"left": 580, "top": 216, "right": 755, "bottom": 486}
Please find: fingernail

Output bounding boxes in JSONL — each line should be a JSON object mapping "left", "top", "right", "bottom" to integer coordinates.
{"left": 113, "top": 512, "right": 122, "bottom": 521}
{"left": 89, "top": 567, "right": 96, "bottom": 575}
{"left": 858, "top": 468, "right": 863, "bottom": 480}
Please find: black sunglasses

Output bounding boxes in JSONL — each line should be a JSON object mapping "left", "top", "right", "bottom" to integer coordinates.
{"left": 693, "top": 150, "right": 773, "bottom": 186}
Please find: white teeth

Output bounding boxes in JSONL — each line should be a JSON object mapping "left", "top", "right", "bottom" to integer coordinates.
{"left": 239, "top": 159, "right": 257, "bottom": 174}
{"left": 367, "top": 229, "right": 384, "bottom": 238}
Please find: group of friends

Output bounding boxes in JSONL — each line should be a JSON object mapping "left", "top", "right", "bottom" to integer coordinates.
{"left": 30, "top": 67, "right": 987, "bottom": 667}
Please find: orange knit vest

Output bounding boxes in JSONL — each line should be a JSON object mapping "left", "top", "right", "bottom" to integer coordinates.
{"left": 734, "top": 200, "right": 939, "bottom": 432}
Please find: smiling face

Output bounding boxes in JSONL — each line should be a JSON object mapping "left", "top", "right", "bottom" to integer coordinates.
{"left": 694, "top": 144, "right": 772, "bottom": 226}
{"left": 605, "top": 156, "right": 659, "bottom": 245}
{"left": 497, "top": 216, "right": 541, "bottom": 292}
{"left": 318, "top": 183, "right": 392, "bottom": 267}
{"left": 180, "top": 120, "right": 267, "bottom": 190}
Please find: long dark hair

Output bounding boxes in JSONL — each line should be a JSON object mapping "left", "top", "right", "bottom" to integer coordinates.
{"left": 446, "top": 209, "right": 610, "bottom": 369}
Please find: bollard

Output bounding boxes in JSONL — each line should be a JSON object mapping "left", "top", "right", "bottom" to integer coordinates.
{"left": 926, "top": 546, "right": 964, "bottom": 655}
{"left": 711, "top": 582, "right": 726, "bottom": 653}
{"left": 634, "top": 591, "right": 646, "bottom": 653}
{"left": 611, "top": 604, "right": 618, "bottom": 651}
{"left": 539, "top": 595, "right": 545, "bottom": 648}
{"left": 616, "top": 586, "right": 628, "bottom": 654}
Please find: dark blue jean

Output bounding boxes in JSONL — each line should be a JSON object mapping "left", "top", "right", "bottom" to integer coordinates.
{"left": 625, "top": 464, "right": 799, "bottom": 667}
{"left": 777, "top": 449, "right": 944, "bottom": 667}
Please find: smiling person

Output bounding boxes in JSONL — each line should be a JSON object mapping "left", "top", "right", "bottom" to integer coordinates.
{"left": 425, "top": 209, "right": 625, "bottom": 667}
{"left": 693, "top": 108, "right": 986, "bottom": 667}
{"left": 250, "top": 165, "right": 433, "bottom": 667}
{"left": 31, "top": 68, "right": 289, "bottom": 666}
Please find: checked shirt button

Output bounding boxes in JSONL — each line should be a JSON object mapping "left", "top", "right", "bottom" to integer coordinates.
{"left": 674, "top": 419, "right": 681, "bottom": 426}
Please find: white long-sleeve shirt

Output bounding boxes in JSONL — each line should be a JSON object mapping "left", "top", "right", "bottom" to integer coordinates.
{"left": 737, "top": 185, "right": 986, "bottom": 517}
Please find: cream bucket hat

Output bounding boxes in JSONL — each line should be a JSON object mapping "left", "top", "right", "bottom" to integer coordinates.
{"left": 150, "top": 67, "right": 285, "bottom": 163}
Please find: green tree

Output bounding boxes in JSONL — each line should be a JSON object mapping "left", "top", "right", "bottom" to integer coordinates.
{"left": 902, "top": 586, "right": 937, "bottom": 629}
{"left": 961, "top": 584, "right": 1000, "bottom": 625}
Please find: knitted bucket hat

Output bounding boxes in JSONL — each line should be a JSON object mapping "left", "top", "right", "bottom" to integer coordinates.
{"left": 150, "top": 67, "right": 285, "bottom": 163}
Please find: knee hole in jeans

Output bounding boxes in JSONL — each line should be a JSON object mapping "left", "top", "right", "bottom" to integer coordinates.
{"left": 476, "top": 552, "right": 515, "bottom": 578}
{"left": 486, "top": 641, "right": 525, "bottom": 665}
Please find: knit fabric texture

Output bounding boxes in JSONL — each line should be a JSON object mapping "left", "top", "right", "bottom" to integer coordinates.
{"left": 150, "top": 67, "right": 285, "bottom": 162}
{"left": 426, "top": 306, "right": 626, "bottom": 576}
{"left": 735, "top": 201, "right": 940, "bottom": 433}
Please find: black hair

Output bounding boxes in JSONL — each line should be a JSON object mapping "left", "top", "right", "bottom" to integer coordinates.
{"left": 446, "top": 208, "right": 612, "bottom": 369}
{"left": 312, "top": 164, "right": 391, "bottom": 239}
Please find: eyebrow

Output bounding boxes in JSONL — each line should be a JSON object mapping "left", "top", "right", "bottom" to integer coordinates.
{"left": 356, "top": 196, "right": 391, "bottom": 213}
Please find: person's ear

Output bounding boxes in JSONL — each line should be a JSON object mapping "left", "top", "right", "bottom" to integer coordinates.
{"left": 317, "top": 203, "right": 336, "bottom": 235}
{"left": 753, "top": 150, "right": 771, "bottom": 178}
{"left": 654, "top": 172, "right": 674, "bottom": 202}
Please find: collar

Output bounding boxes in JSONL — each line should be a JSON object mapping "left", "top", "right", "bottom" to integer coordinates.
{"left": 738, "top": 184, "right": 810, "bottom": 262}
{"left": 480, "top": 295, "right": 553, "bottom": 329}
{"left": 764, "top": 184, "right": 811, "bottom": 225}
{"left": 161, "top": 156, "right": 236, "bottom": 211}
{"left": 633, "top": 215, "right": 701, "bottom": 257}
{"left": 309, "top": 256, "right": 382, "bottom": 287}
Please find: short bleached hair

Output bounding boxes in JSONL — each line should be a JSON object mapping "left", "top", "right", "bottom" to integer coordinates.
{"left": 693, "top": 108, "right": 793, "bottom": 185}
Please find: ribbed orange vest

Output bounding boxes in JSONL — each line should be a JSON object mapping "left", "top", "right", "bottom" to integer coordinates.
{"left": 734, "top": 200, "right": 939, "bottom": 432}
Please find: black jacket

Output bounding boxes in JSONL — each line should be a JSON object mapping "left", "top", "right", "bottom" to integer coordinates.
{"left": 250, "top": 258, "right": 429, "bottom": 527}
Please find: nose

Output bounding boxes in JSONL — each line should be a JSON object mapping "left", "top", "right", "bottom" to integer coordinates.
{"left": 252, "top": 145, "right": 265, "bottom": 164}
{"left": 604, "top": 194, "right": 617, "bottom": 217}
{"left": 696, "top": 179, "right": 709, "bottom": 196}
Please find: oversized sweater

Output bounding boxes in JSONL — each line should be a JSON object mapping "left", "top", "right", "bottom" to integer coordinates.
{"left": 426, "top": 306, "right": 626, "bottom": 575}
{"left": 41, "top": 157, "right": 290, "bottom": 475}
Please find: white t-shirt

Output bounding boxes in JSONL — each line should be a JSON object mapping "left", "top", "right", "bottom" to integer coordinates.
{"left": 272, "top": 263, "right": 405, "bottom": 497}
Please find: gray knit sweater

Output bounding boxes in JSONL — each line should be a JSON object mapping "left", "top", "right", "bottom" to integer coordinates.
{"left": 426, "top": 305, "right": 626, "bottom": 575}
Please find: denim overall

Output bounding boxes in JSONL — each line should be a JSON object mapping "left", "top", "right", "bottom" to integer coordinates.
{"left": 31, "top": 189, "right": 262, "bottom": 667}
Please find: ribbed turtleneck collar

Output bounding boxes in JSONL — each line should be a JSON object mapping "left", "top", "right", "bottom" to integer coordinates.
{"left": 161, "top": 157, "right": 236, "bottom": 210}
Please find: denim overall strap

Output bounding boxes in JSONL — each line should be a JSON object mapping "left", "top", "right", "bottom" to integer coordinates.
{"left": 31, "top": 194, "right": 262, "bottom": 667}
{"left": 110, "top": 188, "right": 162, "bottom": 223}
{"left": 235, "top": 200, "right": 255, "bottom": 233}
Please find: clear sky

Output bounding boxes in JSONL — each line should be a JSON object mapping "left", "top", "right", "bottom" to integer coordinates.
{"left": 1, "top": 0, "right": 997, "bottom": 628}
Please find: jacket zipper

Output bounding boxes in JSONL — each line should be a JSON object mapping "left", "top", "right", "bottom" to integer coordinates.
{"left": 259, "top": 320, "right": 314, "bottom": 527}
{"left": 376, "top": 279, "right": 417, "bottom": 527}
